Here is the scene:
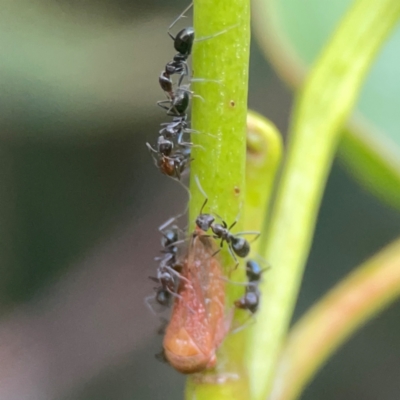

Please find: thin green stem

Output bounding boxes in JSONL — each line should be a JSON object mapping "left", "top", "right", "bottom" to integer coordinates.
{"left": 270, "top": 237, "right": 400, "bottom": 400}
{"left": 185, "top": 0, "right": 250, "bottom": 399}
{"left": 246, "top": 1, "right": 400, "bottom": 399}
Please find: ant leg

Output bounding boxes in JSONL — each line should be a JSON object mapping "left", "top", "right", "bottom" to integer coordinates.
{"left": 218, "top": 276, "right": 249, "bottom": 286}
{"left": 230, "top": 313, "right": 256, "bottom": 335}
{"left": 166, "top": 108, "right": 182, "bottom": 117}
{"left": 157, "top": 100, "right": 172, "bottom": 112}
{"left": 251, "top": 254, "right": 272, "bottom": 272}
{"left": 190, "top": 78, "right": 222, "bottom": 85}
{"left": 177, "top": 64, "right": 190, "bottom": 86}
{"left": 158, "top": 217, "right": 178, "bottom": 233}
{"left": 158, "top": 101, "right": 181, "bottom": 117}
{"left": 228, "top": 220, "right": 238, "bottom": 230}
{"left": 158, "top": 98, "right": 182, "bottom": 117}
{"left": 155, "top": 349, "right": 169, "bottom": 363}
{"left": 181, "top": 142, "right": 205, "bottom": 152}
{"left": 157, "top": 318, "right": 169, "bottom": 335}
{"left": 171, "top": 178, "right": 192, "bottom": 218}
{"left": 211, "top": 248, "right": 221, "bottom": 258}
{"left": 194, "top": 175, "right": 210, "bottom": 213}
{"left": 167, "top": 287, "right": 182, "bottom": 300}
{"left": 168, "top": 237, "right": 190, "bottom": 248}
{"left": 165, "top": 266, "right": 191, "bottom": 285}
{"left": 168, "top": 2, "right": 193, "bottom": 37}
{"left": 189, "top": 129, "right": 217, "bottom": 140}
{"left": 234, "top": 231, "right": 261, "bottom": 243}
{"left": 146, "top": 142, "right": 158, "bottom": 155}
{"left": 194, "top": 23, "right": 239, "bottom": 42}
{"left": 173, "top": 162, "right": 182, "bottom": 181}
{"left": 146, "top": 143, "right": 160, "bottom": 168}
{"left": 193, "top": 93, "right": 205, "bottom": 102}
{"left": 228, "top": 245, "right": 240, "bottom": 270}
{"left": 144, "top": 294, "right": 158, "bottom": 316}
{"left": 184, "top": 128, "right": 200, "bottom": 134}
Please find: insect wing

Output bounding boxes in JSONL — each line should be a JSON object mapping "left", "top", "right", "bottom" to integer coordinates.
{"left": 163, "top": 232, "right": 225, "bottom": 373}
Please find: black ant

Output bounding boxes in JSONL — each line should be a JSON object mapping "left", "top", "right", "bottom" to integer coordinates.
{"left": 160, "top": 3, "right": 195, "bottom": 90}
{"left": 159, "top": 3, "right": 225, "bottom": 97}
{"left": 147, "top": 145, "right": 192, "bottom": 180}
{"left": 154, "top": 287, "right": 171, "bottom": 307}
{"left": 146, "top": 119, "right": 194, "bottom": 161}
{"left": 234, "top": 260, "right": 266, "bottom": 314}
{"left": 157, "top": 85, "right": 197, "bottom": 117}
{"left": 159, "top": 114, "right": 196, "bottom": 143}
{"left": 194, "top": 176, "right": 260, "bottom": 266}
{"left": 148, "top": 219, "right": 187, "bottom": 308}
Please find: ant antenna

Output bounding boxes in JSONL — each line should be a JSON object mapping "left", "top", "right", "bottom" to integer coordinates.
{"left": 168, "top": 2, "right": 193, "bottom": 35}
{"left": 174, "top": 178, "right": 191, "bottom": 218}
{"left": 194, "top": 23, "right": 239, "bottom": 43}
{"left": 194, "top": 174, "right": 210, "bottom": 215}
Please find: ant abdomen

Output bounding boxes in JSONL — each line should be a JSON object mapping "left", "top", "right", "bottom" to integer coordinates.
{"left": 231, "top": 237, "right": 250, "bottom": 258}
{"left": 156, "top": 288, "right": 171, "bottom": 306}
{"left": 234, "top": 287, "right": 259, "bottom": 314}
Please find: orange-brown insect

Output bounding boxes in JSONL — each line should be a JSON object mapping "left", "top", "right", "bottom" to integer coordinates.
{"left": 163, "top": 227, "right": 228, "bottom": 374}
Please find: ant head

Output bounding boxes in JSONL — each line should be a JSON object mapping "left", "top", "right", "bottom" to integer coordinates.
{"left": 156, "top": 288, "right": 171, "bottom": 306}
{"left": 246, "top": 260, "right": 263, "bottom": 282}
{"left": 231, "top": 237, "right": 250, "bottom": 258}
{"left": 174, "top": 27, "right": 195, "bottom": 57}
{"left": 196, "top": 213, "right": 214, "bottom": 232}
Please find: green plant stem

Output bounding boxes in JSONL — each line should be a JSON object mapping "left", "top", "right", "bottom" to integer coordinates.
{"left": 270, "top": 237, "right": 400, "bottom": 400}
{"left": 244, "top": 111, "right": 283, "bottom": 249}
{"left": 186, "top": 0, "right": 250, "bottom": 399}
{"left": 246, "top": 1, "right": 400, "bottom": 399}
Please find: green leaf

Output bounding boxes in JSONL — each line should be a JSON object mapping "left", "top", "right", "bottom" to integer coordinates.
{"left": 246, "top": 1, "right": 400, "bottom": 398}
{"left": 253, "top": 0, "right": 400, "bottom": 210}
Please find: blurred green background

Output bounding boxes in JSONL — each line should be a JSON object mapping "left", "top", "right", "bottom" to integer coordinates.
{"left": 0, "top": 0, "right": 399, "bottom": 399}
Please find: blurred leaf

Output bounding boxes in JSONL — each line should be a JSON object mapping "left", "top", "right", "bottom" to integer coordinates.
{"left": 0, "top": 0, "right": 175, "bottom": 139}
{"left": 253, "top": 0, "right": 400, "bottom": 210}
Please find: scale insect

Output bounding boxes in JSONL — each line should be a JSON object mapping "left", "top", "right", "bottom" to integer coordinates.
{"left": 163, "top": 225, "right": 229, "bottom": 374}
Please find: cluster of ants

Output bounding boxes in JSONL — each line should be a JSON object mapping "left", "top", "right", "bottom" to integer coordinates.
{"left": 146, "top": 4, "right": 195, "bottom": 180}
{"left": 149, "top": 195, "right": 264, "bottom": 316}
{"left": 145, "top": 4, "right": 265, "bottom": 370}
